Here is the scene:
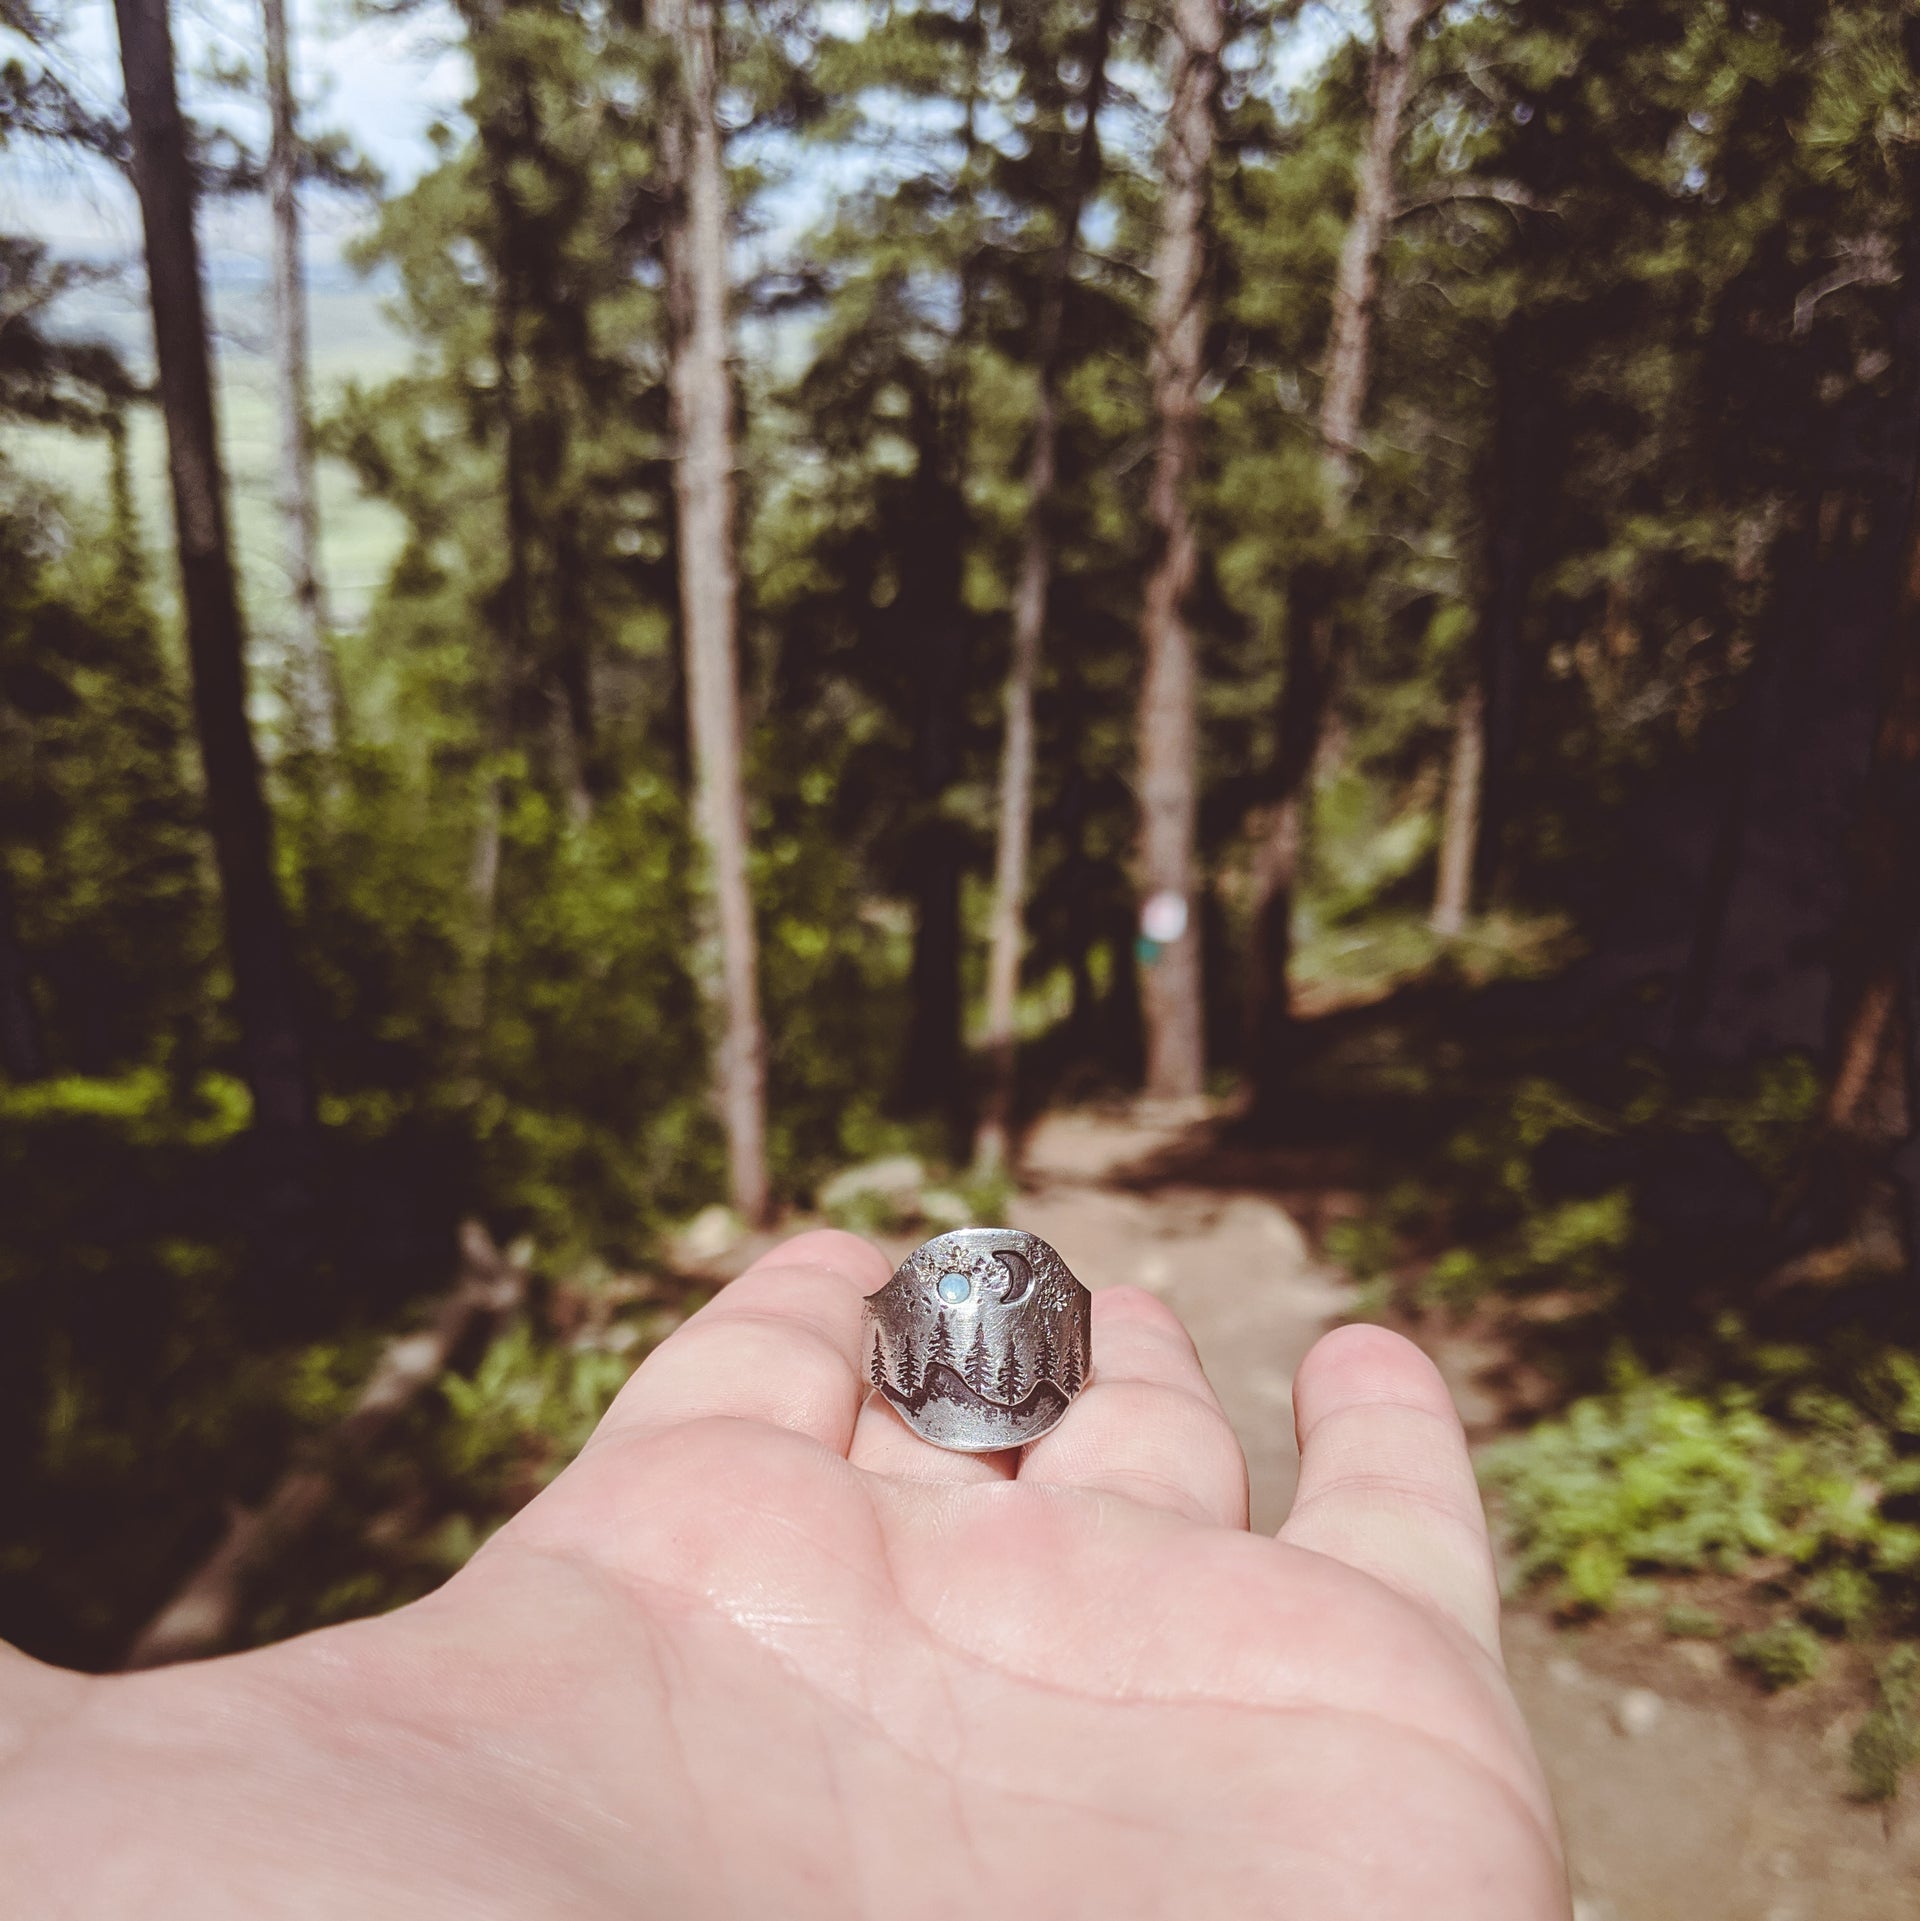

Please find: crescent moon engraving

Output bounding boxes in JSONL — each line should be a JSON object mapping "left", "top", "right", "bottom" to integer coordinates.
{"left": 993, "top": 1247, "right": 1034, "bottom": 1306}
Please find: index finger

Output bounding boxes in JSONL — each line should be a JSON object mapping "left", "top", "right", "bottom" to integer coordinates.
{"left": 1278, "top": 1323, "right": 1503, "bottom": 1658}
{"left": 587, "top": 1229, "right": 889, "bottom": 1456}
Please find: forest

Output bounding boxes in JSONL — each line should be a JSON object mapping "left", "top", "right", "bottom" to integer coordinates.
{"left": 6, "top": 0, "right": 1920, "bottom": 1813}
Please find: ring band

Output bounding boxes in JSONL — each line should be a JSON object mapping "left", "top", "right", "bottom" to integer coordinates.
{"left": 862, "top": 1228, "right": 1092, "bottom": 1452}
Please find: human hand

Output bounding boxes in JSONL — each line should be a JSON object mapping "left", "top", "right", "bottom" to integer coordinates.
{"left": 0, "top": 1230, "right": 1567, "bottom": 1917}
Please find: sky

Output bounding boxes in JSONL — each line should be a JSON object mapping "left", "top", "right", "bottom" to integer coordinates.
{"left": 3, "top": 0, "right": 1353, "bottom": 296}
{"left": 4, "top": 0, "right": 469, "bottom": 271}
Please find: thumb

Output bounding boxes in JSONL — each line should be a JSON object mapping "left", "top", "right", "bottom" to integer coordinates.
{"left": 1278, "top": 1323, "right": 1504, "bottom": 1660}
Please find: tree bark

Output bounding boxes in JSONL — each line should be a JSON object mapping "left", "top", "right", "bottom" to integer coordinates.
{"left": 106, "top": 407, "right": 147, "bottom": 602}
{"left": 657, "top": 0, "right": 769, "bottom": 1224}
{"left": 0, "top": 862, "right": 45, "bottom": 1083}
{"left": 113, "top": 0, "right": 314, "bottom": 1135}
{"left": 1242, "top": 0, "right": 1429, "bottom": 1113}
{"left": 1429, "top": 682, "right": 1483, "bottom": 937}
{"left": 1135, "top": 0, "right": 1222, "bottom": 1106}
{"left": 894, "top": 20, "right": 985, "bottom": 1139}
{"left": 1474, "top": 329, "right": 1548, "bottom": 900}
{"left": 975, "top": 0, "right": 1119, "bottom": 1167}
{"left": 1668, "top": 510, "right": 1811, "bottom": 1060}
{"left": 1318, "top": 0, "right": 1428, "bottom": 503}
{"left": 451, "top": 21, "right": 535, "bottom": 1058}
{"left": 259, "top": 0, "right": 337, "bottom": 756}
{"left": 1825, "top": 214, "right": 1920, "bottom": 1270}
{"left": 1840, "top": 449, "right": 1920, "bottom": 1251}
{"left": 893, "top": 370, "right": 971, "bottom": 1136}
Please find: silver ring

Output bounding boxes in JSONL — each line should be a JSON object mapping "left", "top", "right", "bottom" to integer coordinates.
{"left": 862, "top": 1228, "right": 1092, "bottom": 1452}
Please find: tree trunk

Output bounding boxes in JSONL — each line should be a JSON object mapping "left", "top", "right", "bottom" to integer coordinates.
{"left": 1668, "top": 511, "right": 1811, "bottom": 1060}
{"left": 451, "top": 29, "right": 537, "bottom": 1060}
{"left": 1318, "top": 0, "right": 1427, "bottom": 502}
{"left": 1135, "top": 0, "right": 1222, "bottom": 1106}
{"left": 1842, "top": 448, "right": 1920, "bottom": 1256}
{"left": 1429, "top": 683, "right": 1483, "bottom": 938}
{"left": 1242, "top": 0, "right": 1428, "bottom": 1113}
{"left": 894, "top": 22, "right": 985, "bottom": 1141}
{"left": 1825, "top": 215, "right": 1920, "bottom": 1271}
{"left": 892, "top": 371, "right": 970, "bottom": 1138}
{"left": 1474, "top": 331, "right": 1548, "bottom": 900}
{"left": 657, "top": 0, "right": 769, "bottom": 1225}
{"left": 0, "top": 863, "right": 45, "bottom": 1083}
{"left": 1243, "top": 563, "right": 1334, "bottom": 1091}
{"left": 113, "top": 0, "right": 313, "bottom": 1135}
{"left": 975, "top": 0, "right": 1119, "bottom": 1167}
{"left": 106, "top": 407, "right": 147, "bottom": 602}
{"left": 260, "top": 0, "right": 337, "bottom": 756}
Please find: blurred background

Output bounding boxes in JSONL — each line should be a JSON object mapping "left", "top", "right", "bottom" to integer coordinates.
{"left": 5, "top": 0, "right": 1920, "bottom": 1909}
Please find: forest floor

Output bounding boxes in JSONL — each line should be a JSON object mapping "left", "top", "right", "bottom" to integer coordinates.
{"left": 984, "top": 1105, "right": 1920, "bottom": 1921}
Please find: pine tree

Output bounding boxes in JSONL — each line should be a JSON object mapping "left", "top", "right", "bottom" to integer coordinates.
{"left": 1136, "top": 0, "right": 1223, "bottom": 1102}
{"left": 259, "top": 0, "right": 338, "bottom": 757}
{"left": 1243, "top": 0, "right": 1440, "bottom": 1110}
{"left": 113, "top": 0, "right": 314, "bottom": 1135}
{"left": 0, "top": 862, "right": 42, "bottom": 1083}
{"left": 976, "top": 0, "right": 1121, "bottom": 1168}
{"left": 657, "top": 0, "right": 770, "bottom": 1226}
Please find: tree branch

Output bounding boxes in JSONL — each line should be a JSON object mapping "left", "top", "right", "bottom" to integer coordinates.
{"left": 1394, "top": 177, "right": 1548, "bottom": 221}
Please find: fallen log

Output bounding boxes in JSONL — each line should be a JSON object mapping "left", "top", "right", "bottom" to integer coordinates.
{"left": 123, "top": 1219, "right": 528, "bottom": 1670}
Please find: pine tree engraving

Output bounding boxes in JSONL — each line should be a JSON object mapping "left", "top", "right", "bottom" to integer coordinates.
{"left": 930, "top": 1316, "right": 957, "bottom": 1374}
{"left": 894, "top": 1336, "right": 921, "bottom": 1397}
{"left": 1034, "top": 1322, "right": 1058, "bottom": 1389}
{"left": 1058, "top": 1331, "right": 1083, "bottom": 1396}
{"left": 964, "top": 1323, "right": 990, "bottom": 1393}
{"left": 995, "top": 1346, "right": 1024, "bottom": 1406}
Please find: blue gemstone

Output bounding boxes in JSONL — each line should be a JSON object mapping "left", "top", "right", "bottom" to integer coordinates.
{"left": 937, "top": 1271, "right": 972, "bottom": 1304}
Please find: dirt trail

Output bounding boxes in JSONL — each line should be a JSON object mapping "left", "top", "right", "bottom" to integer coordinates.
{"left": 1006, "top": 1108, "right": 1920, "bottom": 1921}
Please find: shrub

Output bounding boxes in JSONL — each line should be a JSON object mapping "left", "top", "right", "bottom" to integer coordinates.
{"left": 1483, "top": 1367, "right": 1920, "bottom": 1634}
{"left": 1851, "top": 1647, "right": 1920, "bottom": 1802}
{"left": 1662, "top": 1603, "right": 1724, "bottom": 1639}
{"left": 1732, "top": 1621, "right": 1825, "bottom": 1691}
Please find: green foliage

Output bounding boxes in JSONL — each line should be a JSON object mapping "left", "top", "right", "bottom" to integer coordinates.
{"left": 1417, "top": 1054, "right": 1826, "bottom": 1310}
{"left": 1487, "top": 1375, "right": 1788, "bottom": 1613}
{"left": 1662, "top": 1603, "right": 1725, "bottom": 1640}
{"left": 1732, "top": 1621, "right": 1826, "bottom": 1692}
{"left": 438, "top": 1321, "right": 638, "bottom": 1493}
{"left": 1485, "top": 1369, "right": 1920, "bottom": 1645}
{"left": 0, "top": 469, "right": 212, "bottom": 1080}
{"left": 237, "top": 1296, "right": 684, "bottom": 1649}
{"left": 0, "top": 1067, "right": 249, "bottom": 1146}
{"left": 1850, "top": 1646, "right": 1920, "bottom": 1802}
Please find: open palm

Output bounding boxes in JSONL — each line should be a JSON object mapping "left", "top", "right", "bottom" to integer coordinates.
{"left": 2, "top": 1230, "right": 1567, "bottom": 1917}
